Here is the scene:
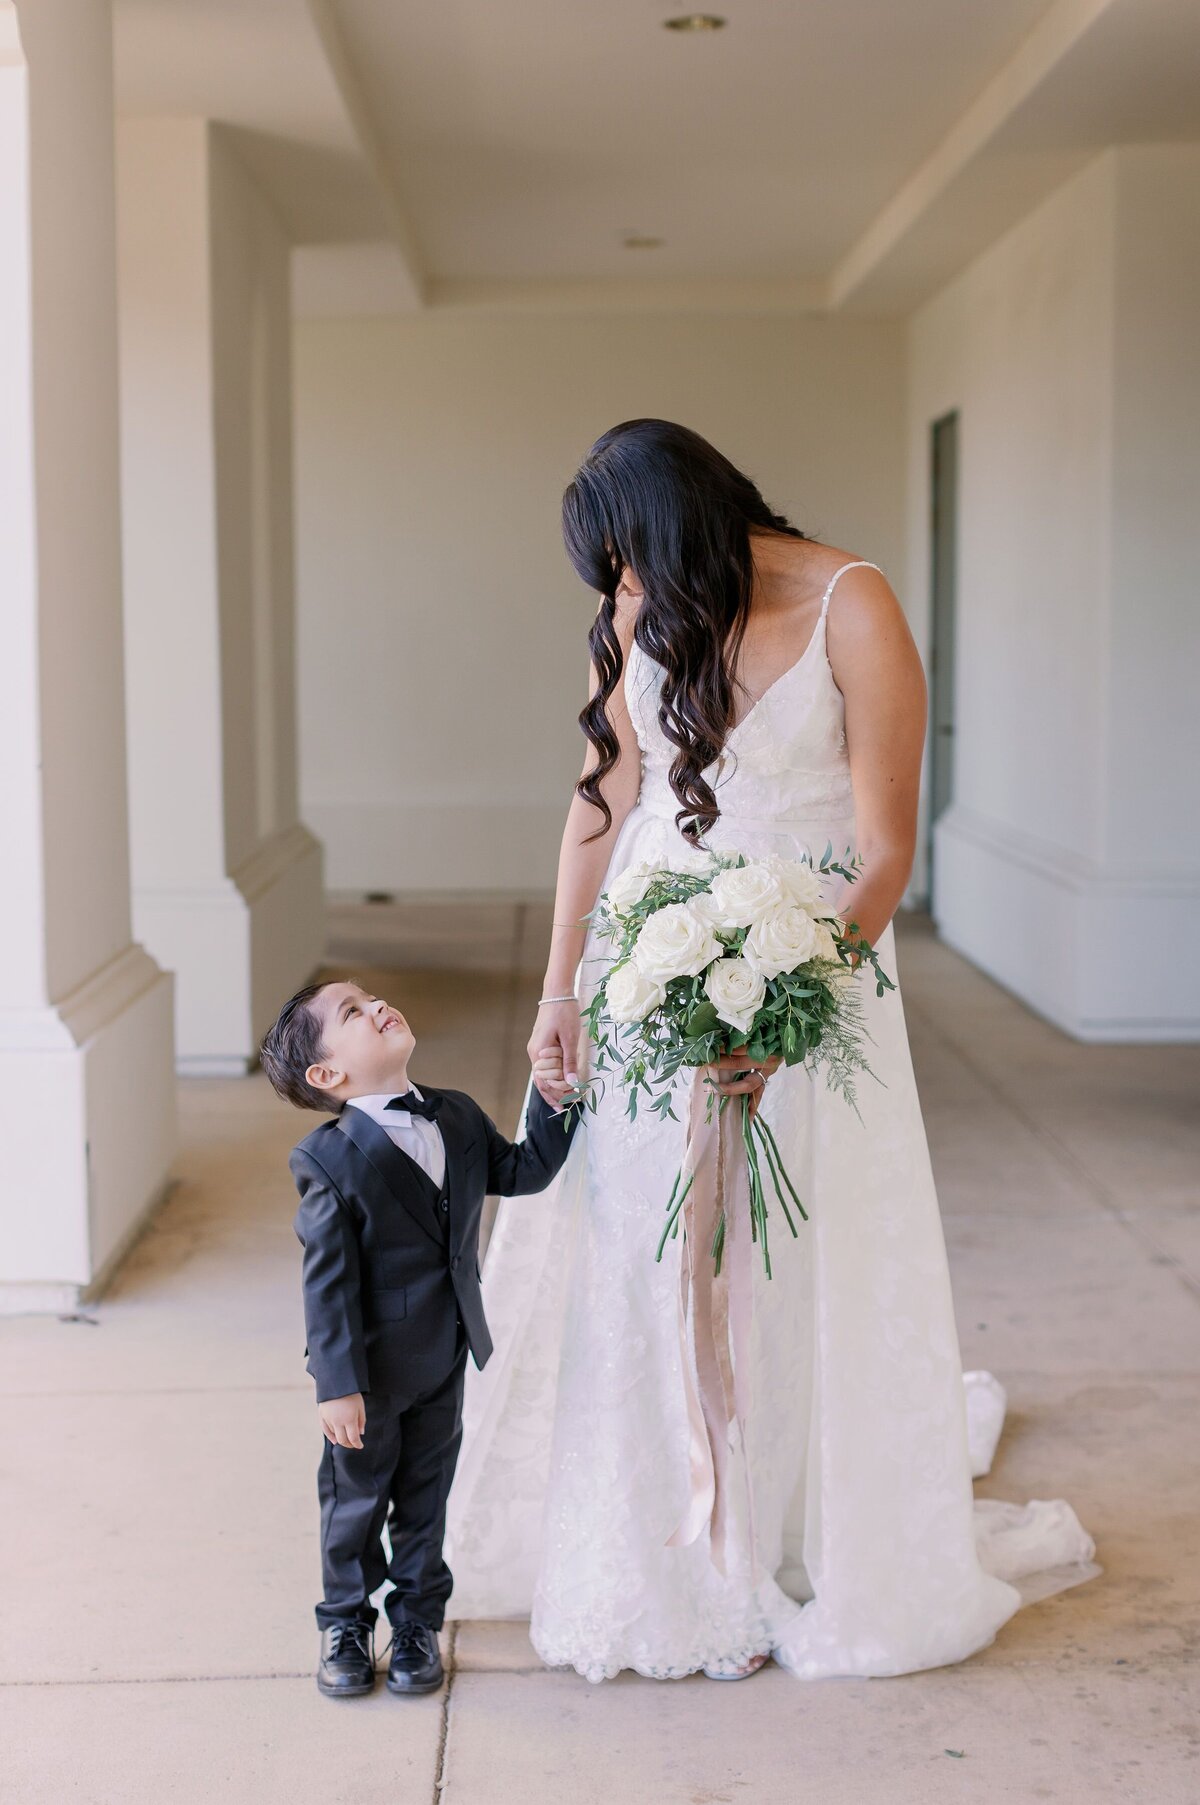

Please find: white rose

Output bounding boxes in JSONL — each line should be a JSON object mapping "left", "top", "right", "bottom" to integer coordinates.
{"left": 705, "top": 862, "right": 784, "bottom": 930}
{"left": 605, "top": 960, "right": 667, "bottom": 1024}
{"left": 743, "top": 904, "right": 822, "bottom": 980}
{"left": 704, "top": 956, "right": 767, "bottom": 1038}
{"left": 810, "top": 919, "right": 839, "bottom": 964}
{"left": 763, "top": 854, "right": 834, "bottom": 915}
{"left": 605, "top": 860, "right": 665, "bottom": 915}
{"left": 686, "top": 888, "right": 731, "bottom": 932}
{"left": 632, "top": 902, "right": 720, "bottom": 983}
{"left": 676, "top": 844, "right": 719, "bottom": 876}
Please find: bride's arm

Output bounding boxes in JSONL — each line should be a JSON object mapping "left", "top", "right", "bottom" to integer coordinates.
{"left": 528, "top": 598, "right": 643, "bottom": 1104}
{"left": 825, "top": 564, "right": 928, "bottom": 952}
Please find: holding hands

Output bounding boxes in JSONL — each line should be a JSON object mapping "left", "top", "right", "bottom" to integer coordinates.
{"left": 528, "top": 995, "right": 779, "bottom": 1122}
{"left": 529, "top": 1000, "right": 581, "bottom": 1107}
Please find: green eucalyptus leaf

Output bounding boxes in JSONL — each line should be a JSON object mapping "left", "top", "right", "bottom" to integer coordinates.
{"left": 686, "top": 1000, "right": 720, "bottom": 1038}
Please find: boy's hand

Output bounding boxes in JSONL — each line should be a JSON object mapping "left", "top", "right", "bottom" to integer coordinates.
{"left": 532, "top": 1044, "right": 569, "bottom": 1109}
{"left": 319, "top": 1393, "right": 365, "bottom": 1449}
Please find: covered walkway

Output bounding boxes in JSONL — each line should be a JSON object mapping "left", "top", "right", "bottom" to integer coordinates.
{"left": 4, "top": 903, "right": 1197, "bottom": 1803}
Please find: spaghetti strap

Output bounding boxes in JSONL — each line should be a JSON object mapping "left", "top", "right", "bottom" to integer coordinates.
{"left": 819, "top": 559, "right": 884, "bottom": 622}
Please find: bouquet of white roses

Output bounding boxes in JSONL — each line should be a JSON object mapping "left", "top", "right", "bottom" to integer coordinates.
{"left": 569, "top": 847, "right": 894, "bottom": 1278}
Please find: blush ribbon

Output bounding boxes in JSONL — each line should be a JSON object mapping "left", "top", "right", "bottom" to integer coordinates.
{"left": 666, "top": 1069, "right": 757, "bottom": 1577}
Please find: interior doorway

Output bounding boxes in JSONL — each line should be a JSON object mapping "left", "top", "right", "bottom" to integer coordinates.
{"left": 928, "top": 410, "right": 959, "bottom": 909}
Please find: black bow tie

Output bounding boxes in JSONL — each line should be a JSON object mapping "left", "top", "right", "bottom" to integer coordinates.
{"left": 386, "top": 1090, "right": 441, "bottom": 1122}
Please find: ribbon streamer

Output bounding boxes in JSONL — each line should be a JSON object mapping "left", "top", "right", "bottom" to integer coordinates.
{"left": 667, "top": 1069, "right": 757, "bottom": 1576}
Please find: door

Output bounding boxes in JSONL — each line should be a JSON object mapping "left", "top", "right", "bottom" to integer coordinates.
{"left": 928, "top": 411, "right": 958, "bottom": 905}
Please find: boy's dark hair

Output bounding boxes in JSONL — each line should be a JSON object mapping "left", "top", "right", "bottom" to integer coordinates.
{"left": 260, "top": 980, "right": 339, "bottom": 1113}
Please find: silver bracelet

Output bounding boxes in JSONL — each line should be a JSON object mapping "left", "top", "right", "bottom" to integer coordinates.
{"left": 538, "top": 992, "right": 578, "bottom": 1006}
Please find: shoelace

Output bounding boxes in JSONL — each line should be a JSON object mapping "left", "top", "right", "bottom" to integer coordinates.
{"left": 327, "top": 1623, "right": 372, "bottom": 1662}
{"left": 389, "top": 1620, "right": 434, "bottom": 1656}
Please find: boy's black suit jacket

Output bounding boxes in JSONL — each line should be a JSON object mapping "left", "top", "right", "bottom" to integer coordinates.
{"left": 291, "top": 1084, "right": 578, "bottom": 1403}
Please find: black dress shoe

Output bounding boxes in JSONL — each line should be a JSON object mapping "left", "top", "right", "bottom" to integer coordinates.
{"left": 317, "top": 1621, "right": 375, "bottom": 1697}
{"left": 386, "top": 1620, "right": 444, "bottom": 1695}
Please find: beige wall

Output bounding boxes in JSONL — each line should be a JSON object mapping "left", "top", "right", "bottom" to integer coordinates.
{"left": 905, "top": 147, "right": 1200, "bottom": 1038}
{"left": 293, "top": 310, "right": 905, "bottom": 892}
{"left": 906, "top": 153, "right": 1117, "bottom": 891}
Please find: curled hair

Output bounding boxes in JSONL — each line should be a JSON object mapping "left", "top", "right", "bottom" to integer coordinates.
{"left": 562, "top": 419, "right": 808, "bottom": 844}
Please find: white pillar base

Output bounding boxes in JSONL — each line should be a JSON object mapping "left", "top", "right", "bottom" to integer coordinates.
{"left": 0, "top": 944, "right": 176, "bottom": 1307}
{"left": 933, "top": 804, "right": 1200, "bottom": 1041}
{"left": 134, "top": 822, "right": 325, "bottom": 1073}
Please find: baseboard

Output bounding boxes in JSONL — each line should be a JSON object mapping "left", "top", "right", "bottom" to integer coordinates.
{"left": 176, "top": 1054, "right": 259, "bottom": 1077}
{"left": 933, "top": 805, "right": 1200, "bottom": 1041}
{"left": 0, "top": 961, "right": 177, "bottom": 1295}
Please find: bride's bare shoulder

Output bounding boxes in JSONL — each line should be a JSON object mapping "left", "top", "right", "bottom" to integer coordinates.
{"left": 788, "top": 539, "right": 882, "bottom": 592}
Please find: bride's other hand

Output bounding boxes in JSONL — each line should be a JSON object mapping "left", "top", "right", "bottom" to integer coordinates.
{"left": 528, "top": 1000, "right": 581, "bottom": 1105}
{"left": 704, "top": 1049, "right": 782, "bottom": 1124}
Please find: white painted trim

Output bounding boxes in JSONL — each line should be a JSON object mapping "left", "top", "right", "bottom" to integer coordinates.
{"left": 827, "top": 0, "right": 1119, "bottom": 309}
{"left": 133, "top": 821, "right": 325, "bottom": 1068}
{"left": 175, "top": 1054, "right": 260, "bottom": 1078}
{"left": 126, "top": 821, "right": 326, "bottom": 913}
{"left": 0, "top": 1281, "right": 85, "bottom": 1317}
{"left": 0, "top": 1176, "right": 175, "bottom": 1314}
{"left": 933, "top": 805, "right": 1200, "bottom": 1042}
{"left": 291, "top": 244, "right": 829, "bottom": 321}
{"left": 0, "top": 942, "right": 165, "bottom": 1051}
{"left": 305, "top": 0, "right": 425, "bottom": 308}
{"left": 938, "top": 802, "right": 1200, "bottom": 899}
{"left": 0, "top": 4, "right": 22, "bottom": 66}
{"left": 424, "top": 275, "right": 829, "bottom": 318}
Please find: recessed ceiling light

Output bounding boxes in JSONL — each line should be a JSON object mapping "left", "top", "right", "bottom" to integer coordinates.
{"left": 663, "top": 13, "right": 727, "bottom": 30}
{"left": 622, "top": 234, "right": 665, "bottom": 250}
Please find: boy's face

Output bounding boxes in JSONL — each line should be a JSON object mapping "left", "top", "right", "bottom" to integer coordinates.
{"left": 306, "top": 982, "right": 417, "bottom": 1103}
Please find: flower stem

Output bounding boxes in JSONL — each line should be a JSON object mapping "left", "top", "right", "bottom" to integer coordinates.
{"left": 742, "top": 1097, "right": 772, "bottom": 1279}
{"left": 754, "top": 1113, "right": 809, "bottom": 1223}
{"left": 752, "top": 1117, "right": 800, "bottom": 1238}
{"left": 656, "top": 1168, "right": 694, "bottom": 1262}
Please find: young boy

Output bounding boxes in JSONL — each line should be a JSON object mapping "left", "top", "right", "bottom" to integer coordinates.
{"left": 260, "top": 979, "right": 578, "bottom": 1700}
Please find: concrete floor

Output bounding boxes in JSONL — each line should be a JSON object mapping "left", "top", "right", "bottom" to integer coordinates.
{"left": 3, "top": 900, "right": 1198, "bottom": 1803}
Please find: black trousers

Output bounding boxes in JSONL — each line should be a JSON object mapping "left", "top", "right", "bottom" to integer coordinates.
{"left": 315, "top": 1340, "right": 468, "bottom": 1632}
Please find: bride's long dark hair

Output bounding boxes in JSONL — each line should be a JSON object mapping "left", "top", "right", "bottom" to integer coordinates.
{"left": 563, "top": 418, "right": 810, "bottom": 844}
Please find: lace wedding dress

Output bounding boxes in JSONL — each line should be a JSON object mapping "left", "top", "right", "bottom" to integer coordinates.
{"left": 445, "top": 560, "right": 1097, "bottom": 1681}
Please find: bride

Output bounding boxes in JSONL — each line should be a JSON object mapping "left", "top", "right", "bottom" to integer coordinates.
{"left": 445, "top": 418, "right": 1095, "bottom": 1682}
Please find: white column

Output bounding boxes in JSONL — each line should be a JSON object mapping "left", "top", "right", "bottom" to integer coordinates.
{"left": 116, "top": 119, "right": 324, "bottom": 1073}
{"left": 0, "top": 0, "right": 175, "bottom": 1310}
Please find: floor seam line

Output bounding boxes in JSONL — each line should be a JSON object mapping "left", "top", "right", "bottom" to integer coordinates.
{"left": 432, "top": 1621, "right": 458, "bottom": 1803}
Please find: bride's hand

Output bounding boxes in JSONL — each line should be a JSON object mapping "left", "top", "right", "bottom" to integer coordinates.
{"left": 703, "top": 1049, "right": 782, "bottom": 1124}
{"left": 528, "top": 1000, "right": 581, "bottom": 1106}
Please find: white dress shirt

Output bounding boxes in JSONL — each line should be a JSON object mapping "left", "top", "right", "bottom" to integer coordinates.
{"left": 346, "top": 1086, "right": 446, "bottom": 1190}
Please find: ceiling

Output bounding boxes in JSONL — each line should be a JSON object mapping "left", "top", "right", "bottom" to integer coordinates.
{"left": 111, "top": 0, "right": 1200, "bottom": 316}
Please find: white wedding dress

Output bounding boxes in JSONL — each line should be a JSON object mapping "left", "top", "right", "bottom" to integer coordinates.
{"left": 445, "top": 560, "right": 1098, "bottom": 1681}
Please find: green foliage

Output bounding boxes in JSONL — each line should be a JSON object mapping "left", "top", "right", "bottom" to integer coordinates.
{"left": 557, "top": 845, "right": 899, "bottom": 1276}
{"left": 566, "top": 848, "right": 893, "bottom": 1127}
